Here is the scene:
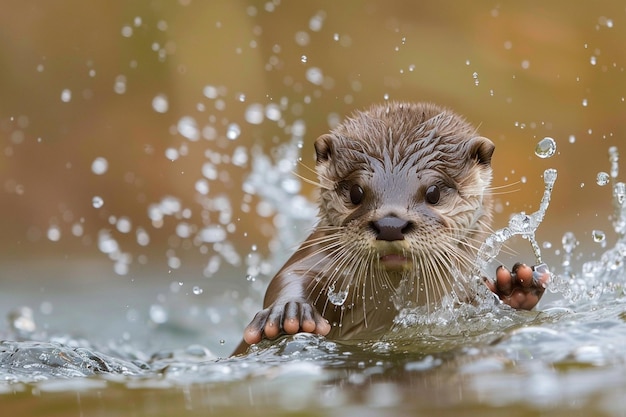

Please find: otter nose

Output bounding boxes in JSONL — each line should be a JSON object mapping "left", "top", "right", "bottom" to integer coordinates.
{"left": 371, "top": 216, "right": 411, "bottom": 241}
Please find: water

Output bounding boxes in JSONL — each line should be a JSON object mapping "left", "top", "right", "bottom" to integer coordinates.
{"left": 3, "top": 3, "right": 626, "bottom": 416}
{"left": 3, "top": 134, "right": 626, "bottom": 415}
{"left": 535, "top": 137, "right": 557, "bottom": 159}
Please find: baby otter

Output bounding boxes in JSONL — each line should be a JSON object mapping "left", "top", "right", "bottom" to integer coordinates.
{"left": 233, "top": 102, "right": 548, "bottom": 355}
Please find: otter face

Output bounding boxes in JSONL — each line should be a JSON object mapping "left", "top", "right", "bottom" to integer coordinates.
{"left": 314, "top": 102, "right": 494, "bottom": 299}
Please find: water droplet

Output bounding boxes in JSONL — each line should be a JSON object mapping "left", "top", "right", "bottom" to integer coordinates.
{"left": 613, "top": 182, "right": 626, "bottom": 207}
{"left": 8, "top": 307, "right": 36, "bottom": 334}
{"left": 113, "top": 75, "right": 127, "bottom": 94}
{"left": 136, "top": 227, "right": 150, "bottom": 246}
{"left": 592, "top": 229, "right": 606, "bottom": 243}
{"left": 201, "top": 162, "right": 217, "bottom": 180}
{"left": 167, "top": 256, "right": 181, "bottom": 269}
{"left": 521, "top": 60, "right": 530, "bottom": 69}
{"left": 598, "top": 16, "right": 614, "bottom": 28}
{"left": 305, "top": 67, "right": 324, "bottom": 85}
{"left": 116, "top": 216, "right": 132, "bottom": 233}
{"left": 226, "top": 123, "right": 241, "bottom": 140}
{"left": 327, "top": 283, "right": 349, "bottom": 306}
{"left": 149, "top": 304, "right": 168, "bottom": 324}
{"left": 472, "top": 72, "right": 479, "bottom": 86}
{"left": 121, "top": 25, "right": 133, "bottom": 37}
{"left": 165, "top": 147, "right": 179, "bottom": 161}
{"left": 203, "top": 85, "right": 218, "bottom": 99}
{"left": 176, "top": 222, "right": 192, "bottom": 238}
{"left": 300, "top": 55, "right": 308, "bottom": 63}
{"left": 152, "top": 94, "right": 169, "bottom": 113}
{"left": 245, "top": 103, "right": 264, "bottom": 125}
{"left": 294, "top": 31, "right": 310, "bottom": 46}
{"left": 98, "top": 230, "right": 119, "bottom": 254}
{"left": 543, "top": 168, "right": 558, "bottom": 184}
{"left": 246, "top": 274, "right": 256, "bottom": 282}
{"left": 92, "top": 196, "right": 104, "bottom": 208}
{"left": 47, "top": 225, "right": 61, "bottom": 242}
{"left": 192, "top": 286, "right": 203, "bottom": 295}
{"left": 199, "top": 226, "right": 226, "bottom": 243}
{"left": 535, "top": 137, "right": 557, "bottom": 159}
{"left": 590, "top": 56, "right": 597, "bottom": 65}
{"left": 71, "top": 223, "right": 83, "bottom": 237}
{"left": 91, "top": 157, "right": 109, "bottom": 175}
{"left": 60, "top": 89, "right": 72, "bottom": 103}
{"left": 195, "top": 179, "right": 210, "bottom": 195}
{"left": 609, "top": 146, "right": 619, "bottom": 178}
{"left": 309, "top": 11, "right": 326, "bottom": 32}
{"left": 596, "top": 171, "right": 610, "bottom": 186}
{"left": 265, "top": 103, "right": 281, "bottom": 121}
{"left": 562, "top": 232, "right": 578, "bottom": 254}
{"left": 177, "top": 116, "right": 199, "bottom": 141}
{"left": 582, "top": 98, "right": 588, "bottom": 107}
{"left": 232, "top": 146, "right": 248, "bottom": 167}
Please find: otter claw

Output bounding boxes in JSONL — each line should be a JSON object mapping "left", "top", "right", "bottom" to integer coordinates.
{"left": 243, "top": 300, "right": 331, "bottom": 346}
{"left": 487, "top": 263, "right": 550, "bottom": 310}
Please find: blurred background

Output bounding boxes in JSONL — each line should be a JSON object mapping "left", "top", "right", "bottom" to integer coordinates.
{"left": 0, "top": 0, "right": 624, "bottom": 356}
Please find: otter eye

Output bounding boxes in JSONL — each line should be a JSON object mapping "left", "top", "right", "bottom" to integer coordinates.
{"left": 350, "top": 184, "right": 364, "bottom": 205}
{"left": 425, "top": 185, "right": 440, "bottom": 205}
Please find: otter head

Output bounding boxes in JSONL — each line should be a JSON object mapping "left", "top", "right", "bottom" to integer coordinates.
{"left": 313, "top": 102, "right": 494, "bottom": 303}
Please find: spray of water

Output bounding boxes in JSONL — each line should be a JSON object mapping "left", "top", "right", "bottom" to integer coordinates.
{"left": 555, "top": 146, "right": 626, "bottom": 301}
{"left": 473, "top": 168, "right": 557, "bottom": 282}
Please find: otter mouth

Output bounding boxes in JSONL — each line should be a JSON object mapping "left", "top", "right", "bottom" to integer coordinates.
{"left": 379, "top": 253, "right": 411, "bottom": 271}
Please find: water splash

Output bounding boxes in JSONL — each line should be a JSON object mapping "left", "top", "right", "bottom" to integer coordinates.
{"left": 558, "top": 146, "right": 626, "bottom": 299}
{"left": 474, "top": 168, "right": 558, "bottom": 277}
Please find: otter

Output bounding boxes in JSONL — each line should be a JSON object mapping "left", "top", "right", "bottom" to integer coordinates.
{"left": 232, "top": 102, "right": 548, "bottom": 356}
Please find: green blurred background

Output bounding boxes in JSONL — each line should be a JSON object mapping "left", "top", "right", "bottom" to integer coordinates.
{"left": 0, "top": 0, "right": 624, "bottom": 353}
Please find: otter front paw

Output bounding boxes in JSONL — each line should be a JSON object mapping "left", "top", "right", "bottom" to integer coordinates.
{"left": 484, "top": 263, "right": 550, "bottom": 310}
{"left": 242, "top": 300, "right": 331, "bottom": 345}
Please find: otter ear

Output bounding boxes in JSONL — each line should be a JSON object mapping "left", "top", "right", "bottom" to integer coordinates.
{"left": 314, "top": 134, "right": 334, "bottom": 164}
{"left": 469, "top": 136, "right": 495, "bottom": 166}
